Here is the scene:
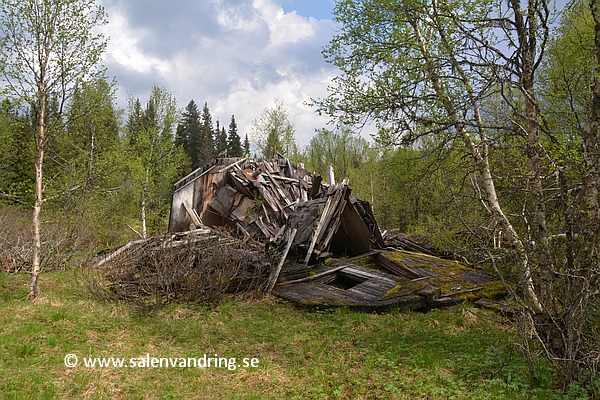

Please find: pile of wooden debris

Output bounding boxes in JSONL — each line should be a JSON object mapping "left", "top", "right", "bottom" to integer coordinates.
{"left": 168, "top": 157, "right": 383, "bottom": 263}
{"left": 272, "top": 249, "right": 507, "bottom": 312}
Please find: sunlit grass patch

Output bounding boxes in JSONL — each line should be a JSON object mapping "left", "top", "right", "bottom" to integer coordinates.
{"left": 0, "top": 269, "right": 562, "bottom": 399}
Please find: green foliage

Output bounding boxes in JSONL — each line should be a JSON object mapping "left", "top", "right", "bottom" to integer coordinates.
{"left": 250, "top": 98, "right": 297, "bottom": 158}
{"left": 0, "top": 0, "right": 108, "bottom": 104}
{"left": 46, "top": 78, "right": 121, "bottom": 200}
{"left": 243, "top": 133, "right": 250, "bottom": 156}
{"left": 319, "top": 0, "right": 600, "bottom": 391}
{"left": 0, "top": 0, "right": 110, "bottom": 207}
{"left": 317, "top": 0, "right": 497, "bottom": 142}
{"left": 124, "top": 86, "right": 181, "bottom": 237}
{"left": 304, "top": 126, "right": 369, "bottom": 179}
{"left": 175, "top": 100, "right": 202, "bottom": 171}
{"left": 0, "top": 100, "right": 34, "bottom": 203}
{"left": 200, "top": 102, "right": 215, "bottom": 164}
{"left": 215, "top": 121, "right": 228, "bottom": 156}
{"left": 540, "top": 2, "right": 593, "bottom": 144}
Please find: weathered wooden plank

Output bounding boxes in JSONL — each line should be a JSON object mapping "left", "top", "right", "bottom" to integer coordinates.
{"left": 220, "top": 156, "right": 249, "bottom": 173}
{"left": 327, "top": 165, "right": 335, "bottom": 185}
{"left": 258, "top": 185, "right": 281, "bottom": 213}
{"left": 329, "top": 250, "right": 381, "bottom": 264}
{"left": 346, "top": 280, "right": 393, "bottom": 300}
{"left": 277, "top": 262, "right": 313, "bottom": 281}
{"left": 95, "top": 238, "right": 150, "bottom": 267}
{"left": 319, "top": 197, "right": 347, "bottom": 252}
{"left": 460, "top": 270, "right": 496, "bottom": 285}
{"left": 182, "top": 202, "right": 202, "bottom": 228}
{"left": 173, "top": 165, "right": 216, "bottom": 191}
{"left": 341, "top": 266, "right": 398, "bottom": 285}
{"left": 229, "top": 171, "right": 255, "bottom": 198}
{"left": 252, "top": 217, "right": 272, "bottom": 238}
{"left": 304, "top": 193, "right": 337, "bottom": 264}
{"left": 274, "top": 282, "right": 369, "bottom": 305}
{"left": 277, "top": 265, "right": 348, "bottom": 285}
{"left": 265, "top": 228, "right": 297, "bottom": 293}
{"left": 231, "top": 197, "right": 255, "bottom": 221}
{"left": 310, "top": 174, "right": 322, "bottom": 199}
{"left": 375, "top": 252, "right": 422, "bottom": 280}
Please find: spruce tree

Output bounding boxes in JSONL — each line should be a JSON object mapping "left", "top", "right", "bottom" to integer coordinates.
{"left": 126, "top": 98, "right": 144, "bottom": 147}
{"left": 175, "top": 100, "right": 202, "bottom": 169}
{"left": 0, "top": 100, "right": 33, "bottom": 203}
{"left": 227, "top": 115, "right": 243, "bottom": 157}
{"left": 243, "top": 133, "right": 250, "bottom": 156}
{"left": 215, "top": 120, "right": 228, "bottom": 156}
{"left": 199, "top": 102, "right": 214, "bottom": 166}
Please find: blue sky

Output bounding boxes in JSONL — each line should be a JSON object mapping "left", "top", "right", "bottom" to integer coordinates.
{"left": 98, "top": 0, "right": 340, "bottom": 147}
{"left": 281, "top": 0, "right": 335, "bottom": 19}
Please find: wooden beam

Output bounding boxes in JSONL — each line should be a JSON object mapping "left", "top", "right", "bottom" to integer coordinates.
{"left": 328, "top": 165, "right": 335, "bottom": 185}
{"left": 265, "top": 228, "right": 297, "bottom": 293}
{"left": 95, "top": 238, "right": 150, "bottom": 268}
{"left": 182, "top": 201, "right": 202, "bottom": 228}
{"left": 304, "top": 194, "right": 336, "bottom": 264}
{"left": 275, "top": 265, "right": 348, "bottom": 286}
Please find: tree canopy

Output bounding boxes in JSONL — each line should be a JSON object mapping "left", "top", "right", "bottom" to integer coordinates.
{"left": 250, "top": 98, "right": 297, "bottom": 158}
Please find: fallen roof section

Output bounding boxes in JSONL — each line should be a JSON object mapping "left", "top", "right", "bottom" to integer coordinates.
{"left": 272, "top": 250, "right": 506, "bottom": 311}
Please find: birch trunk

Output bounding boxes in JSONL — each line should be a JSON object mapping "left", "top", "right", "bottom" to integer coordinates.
{"left": 141, "top": 168, "right": 150, "bottom": 239}
{"left": 584, "top": 0, "right": 600, "bottom": 252}
{"left": 29, "top": 93, "right": 46, "bottom": 299}
{"left": 413, "top": 16, "right": 543, "bottom": 312}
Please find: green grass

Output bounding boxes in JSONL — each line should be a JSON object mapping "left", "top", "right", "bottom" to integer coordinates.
{"left": 0, "top": 270, "right": 562, "bottom": 399}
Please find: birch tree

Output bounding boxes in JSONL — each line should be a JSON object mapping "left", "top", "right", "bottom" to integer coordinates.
{"left": 250, "top": 98, "right": 297, "bottom": 158}
{"left": 317, "top": 0, "right": 545, "bottom": 309}
{"left": 318, "top": 0, "right": 600, "bottom": 389}
{"left": 0, "top": 0, "right": 107, "bottom": 299}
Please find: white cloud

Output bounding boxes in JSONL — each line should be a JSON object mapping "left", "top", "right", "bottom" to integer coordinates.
{"left": 99, "top": 0, "right": 339, "bottom": 147}
{"left": 100, "top": 9, "right": 171, "bottom": 76}
{"left": 252, "top": 0, "right": 317, "bottom": 47}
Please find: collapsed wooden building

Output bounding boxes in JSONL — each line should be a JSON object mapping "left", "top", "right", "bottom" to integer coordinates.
{"left": 168, "top": 157, "right": 383, "bottom": 263}
{"left": 160, "top": 157, "right": 506, "bottom": 311}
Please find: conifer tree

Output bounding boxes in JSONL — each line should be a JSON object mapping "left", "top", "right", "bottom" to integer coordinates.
{"left": 215, "top": 120, "right": 228, "bottom": 156}
{"left": 126, "top": 98, "right": 144, "bottom": 147}
{"left": 199, "top": 102, "right": 214, "bottom": 166}
{"left": 227, "top": 115, "right": 243, "bottom": 157}
{"left": 0, "top": 100, "right": 33, "bottom": 203}
{"left": 125, "top": 86, "right": 179, "bottom": 238}
{"left": 175, "top": 100, "right": 202, "bottom": 169}
{"left": 243, "top": 133, "right": 250, "bottom": 156}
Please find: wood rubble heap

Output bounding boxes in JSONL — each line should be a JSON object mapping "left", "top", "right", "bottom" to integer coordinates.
{"left": 168, "top": 157, "right": 384, "bottom": 263}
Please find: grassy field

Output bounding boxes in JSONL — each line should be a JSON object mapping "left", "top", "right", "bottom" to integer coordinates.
{"left": 0, "top": 270, "right": 562, "bottom": 399}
